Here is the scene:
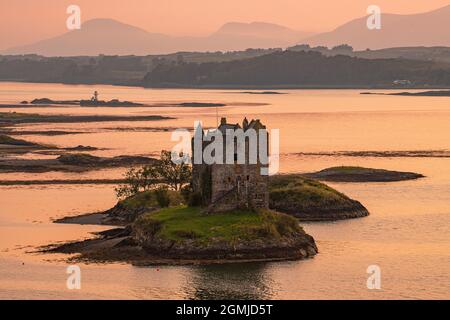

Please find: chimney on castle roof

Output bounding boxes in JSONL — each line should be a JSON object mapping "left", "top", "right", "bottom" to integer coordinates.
{"left": 243, "top": 117, "right": 249, "bottom": 130}
{"left": 220, "top": 117, "right": 227, "bottom": 126}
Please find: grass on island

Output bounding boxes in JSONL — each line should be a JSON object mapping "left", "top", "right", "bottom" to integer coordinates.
{"left": 124, "top": 175, "right": 352, "bottom": 213}
{"left": 268, "top": 174, "right": 360, "bottom": 215}
{"left": 270, "top": 174, "right": 350, "bottom": 204}
{"left": 134, "top": 206, "right": 303, "bottom": 243}
{"left": 127, "top": 174, "right": 359, "bottom": 228}
{"left": 121, "top": 190, "right": 184, "bottom": 209}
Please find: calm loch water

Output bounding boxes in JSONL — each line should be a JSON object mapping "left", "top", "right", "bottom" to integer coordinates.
{"left": 0, "top": 82, "right": 449, "bottom": 299}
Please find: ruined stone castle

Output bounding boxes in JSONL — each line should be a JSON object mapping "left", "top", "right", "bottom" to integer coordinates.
{"left": 191, "top": 117, "right": 269, "bottom": 213}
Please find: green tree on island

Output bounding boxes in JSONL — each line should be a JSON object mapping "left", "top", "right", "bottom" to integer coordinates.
{"left": 115, "top": 150, "right": 191, "bottom": 200}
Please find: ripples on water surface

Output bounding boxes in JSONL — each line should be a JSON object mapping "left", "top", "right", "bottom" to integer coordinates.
{"left": 0, "top": 82, "right": 449, "bottom": 299}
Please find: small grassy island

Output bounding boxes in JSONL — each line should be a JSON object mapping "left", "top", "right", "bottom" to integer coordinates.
{"left": 269, "top": 174, "right": 369, "bottom": 221}
{"left": 133, "top": 206, "right": 317, "bottom": 261}
{"left": 305, "top": 166, "right": 424, "bottom": 182}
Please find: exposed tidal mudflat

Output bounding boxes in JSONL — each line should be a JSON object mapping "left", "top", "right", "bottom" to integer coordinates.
{"left": 0, "top": 82, "right": 450, "bottom": 299}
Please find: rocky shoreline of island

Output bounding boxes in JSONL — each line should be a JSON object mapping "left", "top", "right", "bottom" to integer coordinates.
{"left": 44, "top": 227, "right": 318, "bottom": 266}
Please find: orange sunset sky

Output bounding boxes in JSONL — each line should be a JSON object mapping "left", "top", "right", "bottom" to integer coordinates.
{"left": 0, "top": 0, "right": 448, "bottom": 50}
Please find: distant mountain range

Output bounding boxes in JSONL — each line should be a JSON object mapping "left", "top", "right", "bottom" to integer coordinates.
{"left": 304, "top": 5, "right": 450, "bottom": 50}
{"left": 3, "top": 19, "right": 312, "bottom": 56}
{"left": 3, "top": 5, "right": 450, "bottom": 56}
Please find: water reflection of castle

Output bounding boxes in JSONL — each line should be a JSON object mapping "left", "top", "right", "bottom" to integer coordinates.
{"left": 184, "top": 263, "right": 272, "bottom": 300}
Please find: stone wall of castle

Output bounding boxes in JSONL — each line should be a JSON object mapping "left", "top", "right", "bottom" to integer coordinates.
{"left": 207, "top": 163, "right": 269, "bottom": 213}
{"left": 191, "top": 118, "right": 270, "bottom": 213}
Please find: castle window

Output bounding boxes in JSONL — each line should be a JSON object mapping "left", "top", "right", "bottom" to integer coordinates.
{"left": 246, "top": 175, "right": 250, "bottom": 181}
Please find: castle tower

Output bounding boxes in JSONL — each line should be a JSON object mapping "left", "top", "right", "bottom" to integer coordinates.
{"left": 191, "top": 117, "right": 269, "bottom": 213}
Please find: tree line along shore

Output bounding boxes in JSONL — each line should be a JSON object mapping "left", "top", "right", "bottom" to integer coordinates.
{"left": 3, "top": 48, "right": 450, "bottom": 88}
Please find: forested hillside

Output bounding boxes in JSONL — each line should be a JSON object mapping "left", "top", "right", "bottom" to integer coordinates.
{"left": 143, "top": 51, "right": 450, "bottom": 87}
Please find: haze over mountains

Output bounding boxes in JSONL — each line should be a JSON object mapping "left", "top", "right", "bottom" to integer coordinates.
{"left": 3, "top": 19, "right": 311, "bottom": 56}
{"left": 3, "top": 5, "right": 450, "bottom": 56}
{"left": 305, "top": 5, "right": 450, "bottom": 50}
